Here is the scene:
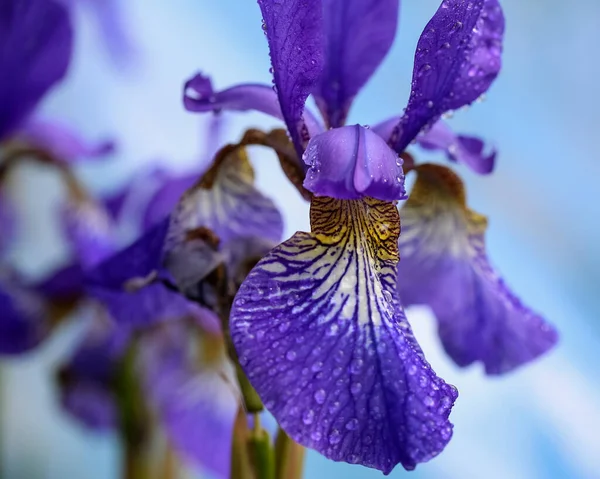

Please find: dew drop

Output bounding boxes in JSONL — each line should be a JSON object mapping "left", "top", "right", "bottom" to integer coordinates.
{"left": 350, "top": 359, "right": 363, "bottom": 374}
{"left": 268, "top": 67, "right": 274, "bottom": 74}
{"left": 314, "top": 389, "right": 327, "bottom": 404}
{"left": 348, "top": 454, "right": 359, "bottom": 464}
{"left": 286, "top": 350, "right": 297, "bottom": 361}
{"left": 311, "top": 431, "right": 322, "bottom": 441}
{"left": 278, "top": 322, "right": 290, "bottom": 333}
{"left": 408, "top": 364, "right": 418, "bottom": 376}
{"left": 329, "top": 429, "right": 341, "bottom": 445}
{"left": 345, "top": 418, "right": 359, "bottom": 431}
{"left": 419, "top": 375, "right": 429, "bottom": 388}
{"left": 417, "top": 63, "right": 432, "bottom": 78}
{"left": 302, "top": 410, "right": 315, "bottom": 425}
{"left": 312, "top": 361, "right": 323, "bottom": 372}
{"left": 382, "top": 290, "right": 393, "bottom": 303}
{"left": 326, "top": 323, "right": 339, "bottom": 336}
{"left": 426, "top": 100, "right": 434, "bottom": 108}
{"left": 256, "top": 330, "right": 265, "bottom": 340}
{"left": 351, "top": 382, "right": 363, "bottom": 394}
{"left": 424, "top": 396, "right": 435, "bottom": 407}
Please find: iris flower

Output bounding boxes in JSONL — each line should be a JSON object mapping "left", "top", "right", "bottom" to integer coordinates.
{"left": 181, "top": 0, "right": 526, "bottom": 473}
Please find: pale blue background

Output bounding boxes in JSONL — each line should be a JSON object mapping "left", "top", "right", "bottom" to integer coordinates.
{"left": 2, "top": 0, "right": 600, "bottom": 478}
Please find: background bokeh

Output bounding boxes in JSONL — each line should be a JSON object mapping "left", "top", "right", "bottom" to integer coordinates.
{"left": 2, "top": 0, "right": 600, "bottom": 478}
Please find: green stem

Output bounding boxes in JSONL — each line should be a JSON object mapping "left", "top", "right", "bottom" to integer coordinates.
{"left": 274, "top": 429, "right": 305, "bottom": 479}
{"left": 248, "top": 415, "right": 275, "bottom": 479}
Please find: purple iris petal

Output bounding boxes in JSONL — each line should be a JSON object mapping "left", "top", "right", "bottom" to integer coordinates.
{"left": 221, "top": 235, "right": 276, "bottom": 288}
{"left": 258, "top": 0, "right": 324, "bottom": 154}
{"left": 303, "top": 125, "right": 406, "bottom": 201}
{"left": 0, "top": 0, "right": 73, "bottom": 140}
{"left": 35, "top": 262, "right": 84, "bottom": 302}
{"left": 140, "top": 324, "right": 238, "bottom": 478}
{"left": 0, "top": 278, "right": 48, "bottom": 354}
{"left": 61, "top": 200, "right": 117, "bottom": 269}
{"left": 397, "top": 165, "right": 558, "bottom": 374}
{"left": 16, "top": 118, "right": 114, "bottom": 163}
{"left": 417, "top": 120, "right": 496, "bottom": 174}
{"left": 315, "top": 0, "right": 399, "bottom": 128}
{"left": 231, "top": 197, "right": 456, "bottom": 473}
{"left": 183, "top": 75, "right": 324, "bottom": 140}
{"left": 87, "top": 220, "right": 196, "bottom": 327}
{"left": 142, "top": 172, "right": 197, "bottom": 231}
{"left": 392, "top": 0, "right": 504, "bottom": 153}
{"left": 169, "top": 148, "right": 283, "bottom": 246}
{"left": 59, "top": 319, "right": 128, "bottom": 430}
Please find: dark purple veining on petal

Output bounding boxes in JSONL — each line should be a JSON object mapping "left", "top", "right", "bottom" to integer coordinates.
{"left": 392, "top": 0, "right": 504, "bottom": 153}
{"left": 0, "top": 0, "right": 73, "bottom": 139}
{"left": 231, "top": 197, "right": 456, "bottom": 473}
{"left": 314, "top": 0, "right": 399, "bottom": 128}
{"left": 397, "top": 164, "right": 557, "bottom": 374}
{"left": 258, "top": 0, "right": 325, "bottom": 155}
{"left": 303, "top": 125, "right": 406, "bottom": 201}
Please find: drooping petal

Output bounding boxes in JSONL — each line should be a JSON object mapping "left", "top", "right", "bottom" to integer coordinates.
{"left": 14, "top": 118, "right": 114, "bottom": 163}
{"left": 61, "top": 199, "right": 117, "bottom": 269}
{"left": 183, "top": 76, "right": 324, "bottom": 141}
{"left": 221, "top": 235, "right": 277, "bottom": 289}
{"left": 58, "top": 317, "right": 128, "bottom": 430}
{"left": 392, "top": 0, "right": 504, "bottom": 153}
{"left": 397, "top": 164, "right": 558, "bottom": 374}
{"left": 0, "top": 192, "right": 17, "bottom": 256}
{"left": 0, "top": 0, "right": 73, "bottom": 140}
{"left": 231, "top": 196, "right": 457, "bottom": 473}
{"left": 139, "top": 323, "right": 238, "bottom": 478}
{"left": 258, "top": 0, "right": 325, "bottom": 154}
{"left": 0, "top": 277, "right": 49, "bottom": 354}
{"left": 417, "top": 120, "right": 496, "bottom": 174}
{"left": 168, "top": 147, "right": 284, "bottom": 246}
{"left": 303, "top": 125, "right": 406, "bottom": 201}
{"left": 87, "top": 220, "right": 201, "bottom": 327}
{"left": 315, "top": 0, "right": 399, "bottom": 128}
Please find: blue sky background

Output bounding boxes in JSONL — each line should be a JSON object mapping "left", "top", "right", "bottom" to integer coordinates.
{"left": 2, "top": 0, "right": 600, "bottom": 478}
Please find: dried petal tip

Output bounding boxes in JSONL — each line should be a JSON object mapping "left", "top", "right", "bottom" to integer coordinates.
{"left": 303, "top": 125, "right": 406, "bottom": 201}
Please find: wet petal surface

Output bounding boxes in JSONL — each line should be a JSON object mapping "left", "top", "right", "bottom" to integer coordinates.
{"left": 392, "top": 0, "right": 504, "bottom": 153}
{"left": 231, "top": 196, "right": 457, "bottom": 473}
{"left": 397, "top": 164, "right": 558, "bottom": 374}
{"left": 258, "top": 0, "right": 324, "bottom": 154}
{"left": 303, "top": 125, "right": 406, "bottom": 201}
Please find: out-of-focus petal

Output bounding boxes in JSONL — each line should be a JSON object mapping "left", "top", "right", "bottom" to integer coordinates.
{"left": 61, "top": 199, "right": 117, "bottom": 269}
{"left": 0, "top": 278, "right": 49, "bottom": 354}
{"left": 142, "top": 173, "right": 197, "bottom": 231}
{"left": 397, "top": 164, "right": 558, "bottom": 374}
{"left": 221, "top": 236, "right": 276, "bottom": 289}
{"left": 0, "top": 0, "right": 73, "bottom": 139}
{"left": 168, "top": 147, "right": 283, "bottom": 246}
{"left": 88, "top": 220, "right": 194, "bottom": 327}
{"left": 183, "top": 76, "right": 324, "bottom": 141}
{"left": 231, "top": 196, "right": 457, "bottom": 473}
{"left": 58, "top": 318, "right": 128, "bottom": 430}
{"left": 315, "top": 0, "right": 399, "bottom": 127}
{"left": 258, "top": 0, "right": 324, "bottom": 154}
{"left": 140, "top": 323, "right": 238, "bottom": 478}
{"left": 0, "top": 193, "right": 17, "bottom": 257}
{"left": 15, "top": 118, "right": 114, "bottom": 163}
{"left": 303, "top": 125, "right": 406, "bottom": 201}
{"left": 417, "top": 120, "right": 496, "bottom": 174}
{"left": 392, "top": 0, "right": 504, "bottom": 153}
{"left": 35, "top": 263, "right": 84, "bottom": 301}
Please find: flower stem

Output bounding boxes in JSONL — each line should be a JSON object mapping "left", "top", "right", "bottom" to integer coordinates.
{"left": 274, "top": 429, "right": 305, "bottom": 479}
{"left": 247, "top": 414, "right": 275, "bottom": 479}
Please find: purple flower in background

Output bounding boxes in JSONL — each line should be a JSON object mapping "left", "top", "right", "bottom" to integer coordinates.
{"left": 184, "top": 0, "right": 507, "bottom": 473}
{"left": 396, "top": 164, "right": 558, "bottom": 374}
{"left": 0, "top": 0, "right": 73, "bottom": 141}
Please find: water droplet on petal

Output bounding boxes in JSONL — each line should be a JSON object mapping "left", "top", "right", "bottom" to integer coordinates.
{"left": 329, "top": 429, "right": 341, "bottom": 445}
{"left": 314, "top": 389, "right": 326, "bottom": 404}
{"left": 312, "top": 361, "right": 323, "bottom": 372}
{"left": 302, "top": 410, "right": 315, "bottom": 425}
{"left": 311, "top": 431, "right": 322, "bottom": 441}
{"left": 286, "top": 350, "right": 297, "bottom": 361}
{"left": 345, "top": 418, "right": 359, "bottom": 431}
{"left": 351, "top": 382, "right": 362, "bottom": 394}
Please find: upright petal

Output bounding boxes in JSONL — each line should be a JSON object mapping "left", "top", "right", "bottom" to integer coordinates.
{"left": 315, "top": 0, "right": 399, "bottom": 127}
{"left": 15, "top": 118, "right": 114, "bottom": 163}
{"left": 183, "top": 75, "right": 324, "bottom": 140}
{"left": 392, "top": 0, "right": 504, "bottom": 153}
{"left": 303, "top": 125, "right": 406, "bottom": 201}
{"left": 258, "top": 0, "right": 324, "bottom": 154}
{"left": 0, "top": 0, "right": 73, "bottom": 139}
{"left": 139, "top": 323, "right": 238, "bottom": 478}
{"left": 231, "top": 196, "right": 457, "bottom": 473}
{"left": 417, "top": 120, "right": 496, "bottom": 174}
{"left": 397, "top": 164, "right": 558, "bottom": 374}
